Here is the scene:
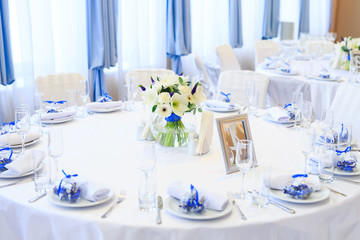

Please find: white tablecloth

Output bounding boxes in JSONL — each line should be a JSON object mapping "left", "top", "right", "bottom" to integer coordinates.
{"left": 1, "top": 110, "right": 360, "bottom": 240}
{"left": 257, "top": 59, "right": 351, "bottom": 119}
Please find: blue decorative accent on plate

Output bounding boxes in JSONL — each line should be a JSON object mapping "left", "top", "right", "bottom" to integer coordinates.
{"left": 179, "top": 184, "right": 206, "bottom": 214}
{"left": 283, "top": 104, "right": 295, "bottom": 120}
{"left": 0, "top": 147, "right": 13, "bottom": 170}
{"left": 53, "top": 170, "right": 80, "bottom": 203}
{"left": 283, "top": 184, "right": 313, "bottom": 199}
{"left": 98, "top": 91, "right": 113, "bottom": 102}
{"left": 220, "top": 92, "right": 231, "bottom": 103}
{"left": 44, "top": 100, "right": 67, "bottom": 104}
{"left": 337, "top": 159, "right": 357, "bottom": 172}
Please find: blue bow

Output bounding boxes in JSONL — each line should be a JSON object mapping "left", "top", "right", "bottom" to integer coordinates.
{"left": 0, "top": 147, "right": 13, "bottom": 161}
{"left": 2, "top": 121, "right": 15, "bottom": 126}
{"left": 57, "top": 170, "right": 78, "bottom": 196}
{"left": 44, "top": 100, "right": 67, "bottom": 104}
{"left": 99, "top": 91, "right": 113, "bottom": 102}
{"left": 284, "top": 103, "right": 292, "bottom": 109}
{"left": 292, "top": 174, "right": 308, "bottom": 178}
{"left": 220, "top": 92, "right": 231, "bottom": 103}
{"left": 335, "top": 146, "right": 351, "bottom": 156}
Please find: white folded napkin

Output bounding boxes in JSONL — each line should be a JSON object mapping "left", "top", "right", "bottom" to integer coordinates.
{"left": 167, "top": 180, "right": 228, "bottom": 211}
{"left": 205, "top": 100, "right": 236, "bottom": 110}
{"left": 77, "top": 180, "right": 111, "bottom": 202}
{"left": 263, "top": 172, "right": 321, "bottom": 191}
{"left": 41, "top": 110, "right": 77, "bottom": 121}
{"left": 267, "top": 107, "right": 290, "bottom": 122}
{"left": 0, "top": 128, "right": 41, "bottom": 146}
{"left": 295, "top": 55, "right": 311, "bottom": 61}
{"left": 87, "top": 101, "right": 122, "bottom": 110}
{"left": 1, "top": 150, "right": 45, "bottom": 176}
{"left": 196, "top": 111, "right": 214, "bottom": 155}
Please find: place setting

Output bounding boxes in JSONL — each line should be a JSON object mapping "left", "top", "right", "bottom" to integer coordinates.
{"left": 87, "top": 91, "right": 123, "bottom": 113}
{"left": 40, "top": 100, "right": 77, "bottom": 124}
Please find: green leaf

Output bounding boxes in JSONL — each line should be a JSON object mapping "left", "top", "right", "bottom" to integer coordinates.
{"left": 152, "top": 105, "right": 157, "bottom": 112}
{"left": 178, "top": 77, "right": 184, "bottom": 85}
{"left": 342, "top": 46, "right": 350, "bottom": 53}
{"left": 192, "top": 108, "right": 196, "bottom": 115}
{"left": 198, "top": 108, "right": 203, "bottom": 112}
{"left": 157, "top": 77, "right": 160, "bottom": 82}
{"left": 150, "top": 85, "right": 152, "bottom": 89}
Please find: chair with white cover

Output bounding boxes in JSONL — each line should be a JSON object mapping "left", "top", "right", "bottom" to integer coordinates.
{"left": 305, "top": 41, "right": 334, "bottom": 56}
{"left": 35, "top": 73, "right": 87, "bottom": 105}
{"left": 194, "top": 53, "right": 214, "bottom": 98}
{"left": 329, "top": 84, "right": 360, "bottom": 143}
{"left": 254, "top": 40, "right": 280, "bottom": 67}
{"left": 215, "top": 44, "right": 241, "bottom": 72}
{"left": 217, "top": 70, "right": 269, "bottom": 108}
{"left": 125, "top": 69, "right": 175, "bottom": 101}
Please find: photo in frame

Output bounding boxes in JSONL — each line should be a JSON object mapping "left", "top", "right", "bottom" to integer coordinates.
{"left": 216, "top": 114, "right": 257, "bottom": 174}
{"left": 350, "top": 50, "right": 360, "bottom": 70}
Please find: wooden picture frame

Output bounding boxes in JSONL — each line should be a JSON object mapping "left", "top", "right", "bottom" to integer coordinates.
{"left": 216, "top": 114, "right": 257, "bottom": 174}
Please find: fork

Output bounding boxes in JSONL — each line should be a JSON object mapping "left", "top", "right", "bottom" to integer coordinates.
{"left": 101, "top": 191, "right": 126, "bottom": 218}
{"left": 227, "top": 191, "right": 247, "bottom": 220}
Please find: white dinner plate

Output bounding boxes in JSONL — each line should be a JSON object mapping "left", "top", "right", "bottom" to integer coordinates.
{"left": 0, "top": 164, "right": 42, "bottom": 179}
{"left": 42, "top": 116, "right": 75, "bottom": 124}
{"left": 88, "top": 106, "right": 122, "bottom": 113}
{"left": 263, "top": 114, "right": 296, "bottom": 124}
{"left": 164, "top": 196, "right": 232, "bottom": 220}
{"left": 311, "top": 76, "right": 338, "bottom": 82}
{"left": 331, "top": 165, "right": 360, "bottom": 176}
{"left": 274, "top": 70, "right": 300, "bottom": 76}
{"left": 203, "top": 102, "right": 241, "bottom": 113}
{"left": 268, "top": 185, "right": 330, "bottom": 204}
{"left": 48, "top": 188, "right": 114, "bottom": 208}
{"left": 10, "top": 138, "right": 40, "bottom": 149}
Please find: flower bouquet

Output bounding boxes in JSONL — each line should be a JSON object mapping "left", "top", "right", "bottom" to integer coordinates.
{"left": 335, "top": 37, "right": 360, "bottom": 70}
{"left": 139, "top": 74, "right": 206, "bottom": 147}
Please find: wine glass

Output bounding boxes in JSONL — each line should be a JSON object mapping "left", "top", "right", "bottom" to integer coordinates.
{"left": 34, "top": 93, "right": 45, "bottom": 131}
{"left": 245, "top": 80, "right": 255, "bottom": 115}
{"left": 301, "top": 128, "right": 315, "bottom": 173}
{"left": 320, "top": 109, "right": 334, "bottom": 129}
{"left": 301, "top": 100, "right": 312, "bottom": 128}
{"left": 48, "top": 128, "right": 63, "bottom": 182}
{"left": 138, "top": 142, "right": 157, "bottom": 212}
{"left": 15, "top": 108, "right": 31, "bottom": 156}
{"left": 78, "top": 80, "right": 89, "bottom": 118}
{"left": 291, "top": 91, "right": 303, "bottom": 130}
{"left": 235, "top": 139, "right": 253, "bottom": 200}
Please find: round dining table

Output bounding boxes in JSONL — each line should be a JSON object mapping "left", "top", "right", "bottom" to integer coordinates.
{"left": 1, "top": 109, "right": 360, "bottom": 240}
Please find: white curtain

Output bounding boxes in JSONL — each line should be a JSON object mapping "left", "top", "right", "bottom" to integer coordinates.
{"left": 0, "top": 0, "right": 87, "bottom": 122}
{"left": 309, "top": 0, "right": 332, "bottom": 36}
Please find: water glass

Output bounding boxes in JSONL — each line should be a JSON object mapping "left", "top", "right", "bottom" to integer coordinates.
{"left": 78, "top": 80, "right": 89, "bottom": 118}
{"left": 124, "top": 76, "right": 139, "bottom": 111}
{"left": 138, "top": 142, "right": 157, "bottom": 212}
{"left": 320, "top": 109, "right": 334, "bottom": 129}
{"left": 301, "top": 128, "right": 316, "bottom": 173}
{"left": 235, "top": 139, "right": 253, "bottom": 200}
{"left": 301, "top": 101, "right": 312, "bottom": 128}
{"left": 48, "top": 128, "right": 63, "bottom": 182}
{"left": 33, "top": 152, "right": 53, "bottom": 192}
{"left": 251, "top": 166, "right": 270, "bottom": 208}
{"left": 66, "top": 89, "right": 78, "bottom": 112}
{"left": 291, "top": 92, "right": 303, "bottom": 129}
{"left": 317, "top": 142, "right": 334, "bottom": 183}
{"left": 245, "top": 80, "right": 255, "bottom": 115}
{"left": 15, "top": 108, "right": 30, "bottom": 155}
{"left": 337, "top": 124, "right": 352, "bottom": 146}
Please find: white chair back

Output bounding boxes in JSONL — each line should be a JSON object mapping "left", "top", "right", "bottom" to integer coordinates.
{"left": 305, "top": 40, "right": 334, "bottom": 56}
{"left": 254, "top": 40, "right": 280, "bottom": 67}
{"left": 215, "top": 44, "right": 241, "bottom": 72}
{"left": 125, "top": 69, "right": 175, "bottom": 101}
{"left": 330, "top": 84, "right": 360, "bottom": 143}
{"left": 180, "top": 54, "right": 200, "bottom": 78}
{"left": 35, "top": 73, "right": 86, "bottom": 105}
{"left": 217, "top": 70, "right": 269, "bottom": 108}
{"left": 194, "top": 53, "right": 213, "bottom": 98}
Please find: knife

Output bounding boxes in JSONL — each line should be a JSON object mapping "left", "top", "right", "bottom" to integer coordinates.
{"left": 227, "top": 192, "right": 247, "bottom": 220}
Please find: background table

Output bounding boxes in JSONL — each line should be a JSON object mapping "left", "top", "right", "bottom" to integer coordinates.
{"left": 1, "top": 110, "right": 360, "bottom": 240}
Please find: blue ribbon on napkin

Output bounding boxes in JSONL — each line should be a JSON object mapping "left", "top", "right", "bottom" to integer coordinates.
{"left": 335, "top": 146, "right": 351, "bottom": 156}
{"left": 280, "top": 62, "right": 291, "bottom": 73}
{"left": 57, "top": 170, "right": 79, "bottom": 196}
{"left": 44, "top": 100, "right": 67, "bottom": 104}
{"left": 179, "top": 184, "right": 205, "bottom": 214}
{"left": 220, "top": 92, "right": 231, "bottom": 103}
{"left": 98, "top": 91, "right": 113, "bottom": 102}
{"left": 0, "top": 147, "right": 13, "bottom": 170}
{"left": 284, "top": 174, "right": 313, "bottom": 199}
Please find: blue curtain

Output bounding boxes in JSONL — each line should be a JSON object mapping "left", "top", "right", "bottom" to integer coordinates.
{"left": 229, "top": 0, "right": 243, "bottom": 48}
{"left": 166, "top": 0, "right": 191, "bottom": 74}
{"left": 86, "top": 0, "right": 118, "bottom": 101}
{"left": 0, "top": 0, "right": 15, "bottom": 86}
{"left": 262, "top": 0, "right": 280, "bottom": 39}
{"left": 299, "top": 0, "right": 310, "bottom": 37}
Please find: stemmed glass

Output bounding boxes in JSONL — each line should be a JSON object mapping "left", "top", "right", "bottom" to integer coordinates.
{"left": 235, "top": 139, "right": 253, "bottom": 200}
{"left": 245, "top": 80, "right": 255, "bottom": 115}
{"left": 301, "top": 128, "right": 316, "bottom": 173}
{"left": 48, "top": 128, "right": 63, "bottom": 183}
{"left": 138, "top": 142, "right": 157, "bottom": 212}
{"left": 301, "top": 100, "right": 312, "bottom": 128}
{"left": 15, "top": 108, "right": 31, "bottom": 156}
{"left": 291, "top": 92, "right": 303, "bottom": 130}
{"left": 78, "top": 80, "right": 89, "bottom": 118}
{"left": 34, "top": 93, "right": 45, "bottom": 131}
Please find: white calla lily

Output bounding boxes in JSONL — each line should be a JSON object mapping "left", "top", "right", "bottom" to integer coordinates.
{"left": 171, "top": 93, "right": 188, "bottom": 116}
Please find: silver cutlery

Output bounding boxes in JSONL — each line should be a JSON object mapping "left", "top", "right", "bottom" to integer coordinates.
{"left": 101, "top": 191, "right": 126, "bottom": 218}
{"left": 0, "top": 177, "right": 33, "bottom": 189}
{"left": 227, "top": 191, "right": 247, "bottom": 220}
{"left": 334, "top": 177, "right": 360, "bottom": 185}
{"left": 325, "top": 185, "right": 347, "bottom": 197}
{"left": 156, "top": 196, "right": 163, "bottom": 224}
{"left": 269, "top": 199, "right": 296, "bottom": 214}
{"left": 28, "top": 192, "right": 47, "bottom": 203}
